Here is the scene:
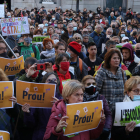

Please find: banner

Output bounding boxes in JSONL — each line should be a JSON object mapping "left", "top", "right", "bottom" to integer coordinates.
{"left": 116, "top": 43, "right": 135, "bottom": 49}
{"left": 64, "top": 100, "right": 103, "bottom": 136}
{"left": 16, "top": 80, "right": 56, "bottom": 108}
{"left": 32, "top": 35, "right": 50, "bottom": 45}
{"left": 0, "top": 131, "right": 10, "bottom": 140}
{"left": 0, "top": 81, "right": 13, "bottom": 108}
{"left": 0, "top": 17, "right": 29, "bottom": 36}
{"left": 0, "top": 4, "right": 4, "bottom": 18}
{"left": 0, "top": 55, "right": 24, "bottom": 76}
{"left": 114, "top": 101, "right": 140, "bottom": 126}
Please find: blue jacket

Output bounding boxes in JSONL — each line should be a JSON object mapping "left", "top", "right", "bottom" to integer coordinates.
{"left": 108, "top": 16, "right": 116, "bottom": 25}
{"left": 90, "top": 31, "right": 104, "bottom": 46}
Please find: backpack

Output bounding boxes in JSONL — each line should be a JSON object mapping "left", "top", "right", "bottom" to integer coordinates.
{"left": 17, "top": 44, "right": 37, "bottom": 58}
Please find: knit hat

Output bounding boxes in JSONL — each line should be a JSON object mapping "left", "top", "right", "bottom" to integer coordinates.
{"left": 68, "top": 41, "right": 82, "bottom": 55}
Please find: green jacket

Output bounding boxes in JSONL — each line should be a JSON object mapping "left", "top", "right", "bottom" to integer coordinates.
{"left": 18, "top": 42, "right": 40, "bottom": 60}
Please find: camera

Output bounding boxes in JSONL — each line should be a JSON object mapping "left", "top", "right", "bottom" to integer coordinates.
{"left": 36, "top": 64, "right": 46, "bottom": 70}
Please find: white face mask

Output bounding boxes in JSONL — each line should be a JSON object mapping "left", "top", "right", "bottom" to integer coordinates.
{"left": 53, "top": 39, "right": 59, "bottom": 44}
{"left": 89, "top": 14, "right": 92, "bottom": 17}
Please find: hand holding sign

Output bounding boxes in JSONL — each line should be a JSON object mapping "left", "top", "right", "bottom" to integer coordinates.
{"left": 125, "top": 121, "right": 136, "bottom": 134}
{"left": 9, "top": 96, "right": 17, "bottom": 106}
{"left": 22, "top": 103, "right": 30, "bottom": 113}
{"left": 100, "top": 109, "right": 105, "bottom": 123}
{"left": 55, "top": 116, "right": 68, "bottom": 133}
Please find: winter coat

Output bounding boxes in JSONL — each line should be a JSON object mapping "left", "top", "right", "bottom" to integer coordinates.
{"left": 43, "top": 99, "right": 105, "bottom": 140}
{"left": 38, "top": 56, "right": 56, "bottom": 65}
{"left": 108, "top": 16, "right": 116, "bottom": 25}
{"left": 90, "top": 31, "right": 104, "bottom": 46}
{"left": 83, "top": 93, "right": 112, "bottom": 130}
{"left": 24, "top": 91, "right": 62, "bottom": 140}
{"left": 95, "top": 65, "right": 127, "bottom": 112}
{"left": 5, "top": 36, "right": 18, "bottom": 49}
{"left": 111, "top": 95, "right": 140, "bottom": 140}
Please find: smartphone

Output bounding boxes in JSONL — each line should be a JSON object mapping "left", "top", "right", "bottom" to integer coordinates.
{"left": 36, "top": 64, "right": 46, "bottom": 70}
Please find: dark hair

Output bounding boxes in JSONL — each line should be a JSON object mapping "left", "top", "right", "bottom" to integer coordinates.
{"left": 87, "top": 42, "right": 96, "bottom": 48}
{"left": 67, "top": 38, "right": 76, "bottom": 45}
{"left": 41, "top": 72, "right": 60, "bottom": 86}
{"left": 106, "top": 40, "right": 116, "bottom": 48}
{"left": 24, "top": 57, "right": 37, "bottom": 69}
{"left": 104, "top": 48, "right": 122, "bottom": 69}
{"left": 55, "top": 53, "right": 70, "bottom": 69}
{"left": 55, "top": 41, "right": 66, "bottom": 50}
{"left": 7, "top": 50, "right": 20, "bottom": 58}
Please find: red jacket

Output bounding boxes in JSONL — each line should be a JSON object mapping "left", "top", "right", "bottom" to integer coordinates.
{"left": 53, "top": 65, "right": 71, "bottom": 94}
{"left": 43, "top": 99, "right": 105, "bottom": 140}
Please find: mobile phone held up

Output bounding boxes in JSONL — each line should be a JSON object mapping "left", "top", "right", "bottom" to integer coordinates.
{"left": 36, "top": 64, "right": 46, "bottom": 70}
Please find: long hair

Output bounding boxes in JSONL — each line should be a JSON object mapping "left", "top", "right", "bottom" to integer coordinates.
{"left": 0, "top": 69, "right": 9, "bottom": 81}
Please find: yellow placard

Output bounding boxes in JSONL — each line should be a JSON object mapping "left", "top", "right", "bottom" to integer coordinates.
{"left": 0, "top": 81, "right": 13, "bottom": 108}
{"left": 0, "top": 55, "right": 24, "bottom": 76}
{"left": 0, "top": 131, "right": 10, "bottom": 140}
{"left": 16, "top": 80, "right": 56, "bottom": 108}
{"left": 64, "top": 100, "right": 103, "bottom": 136}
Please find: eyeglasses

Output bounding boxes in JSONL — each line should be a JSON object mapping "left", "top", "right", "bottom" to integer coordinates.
{"left": 75, "top": 37, "right": 81, "bottom": 40}
{"left": 0, "top": 47, "right": 7, "bottom": 51}
{"left": 131, "top": 89, "right": 140, "bottom": 95}
{"left": 46, "top": 78, "right": 57, "bottom": 83}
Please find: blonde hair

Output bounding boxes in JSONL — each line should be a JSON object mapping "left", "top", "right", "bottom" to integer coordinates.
{"left": 62, "top": 80, "right": 84, "bottom": 103}
{"left": 0, "top": 69, "right": 9, "bottom": 81}
{"left": 124, "top": 76, "right": 140, "bottom": 94}
{"left": 82, "top": 75, "right": 95, "bottom": 85}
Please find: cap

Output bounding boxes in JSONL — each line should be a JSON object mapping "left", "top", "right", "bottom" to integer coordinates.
{"left": 122, "top": 36, "right": 129, "bottom": 41}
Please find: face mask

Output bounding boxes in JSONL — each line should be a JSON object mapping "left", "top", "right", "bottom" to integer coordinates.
{"left": 8, "top": 16, "right": 11, "bottom": 18}
{"left": 60, "top": 61, "right": 70, "bottom": 71}
{"left": 54, "top": 24, "right": 57, "bottom": 27}
{"left": 52, "top": 18, "right": 55, "bottom": 20}
{"left": 17, "top": 34, "right": 21, "bottom": 38}
{"left": 61, "top": 30, "right": 64, "bottom": 34}
{"left": 66, "top": 51, "right": 72, "bottom": 58}
{"left": 121, "top": 34, "right": 125, "bottom": 38}
{"left": 136, "top": 50, "right": 140, "bottom": 56}
{"left": 73, "top": 27, "right": 77, "bottom": 31}
{"left": 89, "top": 14, "right": 92, "bottom": 17}
{"left": 49, "top": 22, "right": 52, "bottom": 24}
{"left": 69, "top": 18, "right": 72, "bottom": 21}
{"left": 53, "top": 39, "right": 59, "bottom": 44}
{"left": 132, "top": 95, "right": 140, "bottom": 101}
{"left": 43, "top": 28, "right": 47, "bottom": 33}
{"left": 31, "top": 71, "right": 39, "bottom": 79}
{"left": 85, "top": 85, "right": 96, "bottom": 95}
{"left": 24, "top": 37, "right": 32, "bottom": 45}
{"left": 0, "top": 52, "right": 9, "bottom": 58}
{"left": 45, "top": 23, "right": 48, "bottom": 27}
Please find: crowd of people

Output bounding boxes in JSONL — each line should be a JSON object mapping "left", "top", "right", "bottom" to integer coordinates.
{"left": 1, "top": 3, "right": 140, "bottom": 140}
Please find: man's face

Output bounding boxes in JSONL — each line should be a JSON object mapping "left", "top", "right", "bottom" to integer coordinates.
{"left": 83, "top": 37, "right": 89, "bottom": 43}
{"left": 122, "top": 49, "right": 130, "bottom": 60}
{"left": 67, "top": 25, "right": 73, "bottom": 32}
{"left": 67, "top": 48, "right": 77, "bottom": 58}
{"left": 106, "top": 44, "right": 116, "bottom": 52}
{"left": 111, "top": 13, "right": 114, "bottom": 17}
{"left": 106, "top": 29, "right": 112, "bottom": 36}
{"left": 88, "top": 45, "right": 97, "bottom": 56}
{"left": 56, "top": 45, "right": 65, "bottom": 54}
{"left": 135, "top": 44, "right": 140, "bottom": 52}
{"left": 0, "top": 43, "right": 7, "bottom": 54}
{"left": 96, "top": 26, "right": 102, "bottom": 33}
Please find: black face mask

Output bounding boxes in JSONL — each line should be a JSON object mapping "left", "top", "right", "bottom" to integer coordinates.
{"left": 136, "top": 50, "right": 140, "bottom": 57}
{"left": 85, "top": 85, "right": 96, "bottom": 95}
{"left": 0, "top": 52, "right": 9, "bottom": 58}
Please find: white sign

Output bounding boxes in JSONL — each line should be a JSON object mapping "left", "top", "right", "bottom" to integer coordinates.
{"left": 0, "top": 17, "right": 29, "bottom": 36}
{"left": 0, "top": 4, "right": 4, "bottom": 18}
{"left": 114, "top": 101, "right": 140, "bottom": 127}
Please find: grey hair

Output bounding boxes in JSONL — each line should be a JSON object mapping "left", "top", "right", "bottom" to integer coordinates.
{"left": 67, "top": 23, "right": 73, "bottom": 27}
{"left": 107, "top": 27, "right": 113, "bottom": 33}
{"left": 86, "top": 26, "right": 93, "bottom": 32}
{"left": 110, "top": 12, "right": 114, "bottom": 15}
{"left": 73, "top": 33, "right": 83, "bottom": 42}
{"left": 105, "top": 20, "right": 109, "bottom": 23}
{"left": 106, "top": 40, "right": 116, "bottom": 48}
{"left": 82, "top": 34, "right": 89, "bottom": 38}
{"left": 95, "top": 24, "right": 102, "bottom": 29}
{"left": 51, "top": 33, "right": 59, "bottom": 39}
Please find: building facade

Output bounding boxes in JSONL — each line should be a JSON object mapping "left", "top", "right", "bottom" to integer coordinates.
{"left": 7, "top": 0, "right": 140, "bottom": 12}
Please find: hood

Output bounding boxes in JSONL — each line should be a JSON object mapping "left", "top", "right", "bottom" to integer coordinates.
{"left": 51, "top": 99, "right": 66, "bottom": 115}
{"left": 121, "top": 43, "right": 134, "bottom": 61}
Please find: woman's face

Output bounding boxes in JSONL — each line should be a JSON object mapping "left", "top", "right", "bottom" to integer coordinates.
{"left": 58, "top": 56, "right": 69, "bottom": 67}
{"left": 128, "top": 84, "right": 140, "bottom": 99}
{"left": 45, "top": 74, "right": 57, "bottom": 84}
{"left": 45, "top": 41, "right": 52, "bottom": 50}
{"left": 36, "top": 31, "right": 41, "bottom": 35}
{"left": 67, "top": 88, "right": 83, "bottom": 104}
{"left": 84, "top": 79, "right": 96, "bottom": 87}
{"left": 110, "top": 53, "right": 120, "bottom": 68}
{"left": 48, "top": 28, "right": 54, "bottom": 35}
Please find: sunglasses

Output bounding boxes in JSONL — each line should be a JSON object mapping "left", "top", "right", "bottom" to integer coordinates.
{"left": 46, "top": 78, "right": 57, "bottom": 83}
{"left": 75, "top": 37, "right": 81, "bottom": 40}
{"left": 87, "top": 82, "right": 96, "bottom": 86}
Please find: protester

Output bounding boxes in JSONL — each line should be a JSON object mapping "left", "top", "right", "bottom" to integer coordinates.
{"left": 111, "top": 76, "right": 140, "bottom": 140}
{"left": 0, "top": 40, "right": 9, "bottom": 58}
{"left": 95, "top": 48, "right": 127, "bottom": 112}
{"left": 43, "top": 80, "right": 105, "bottom": 140}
